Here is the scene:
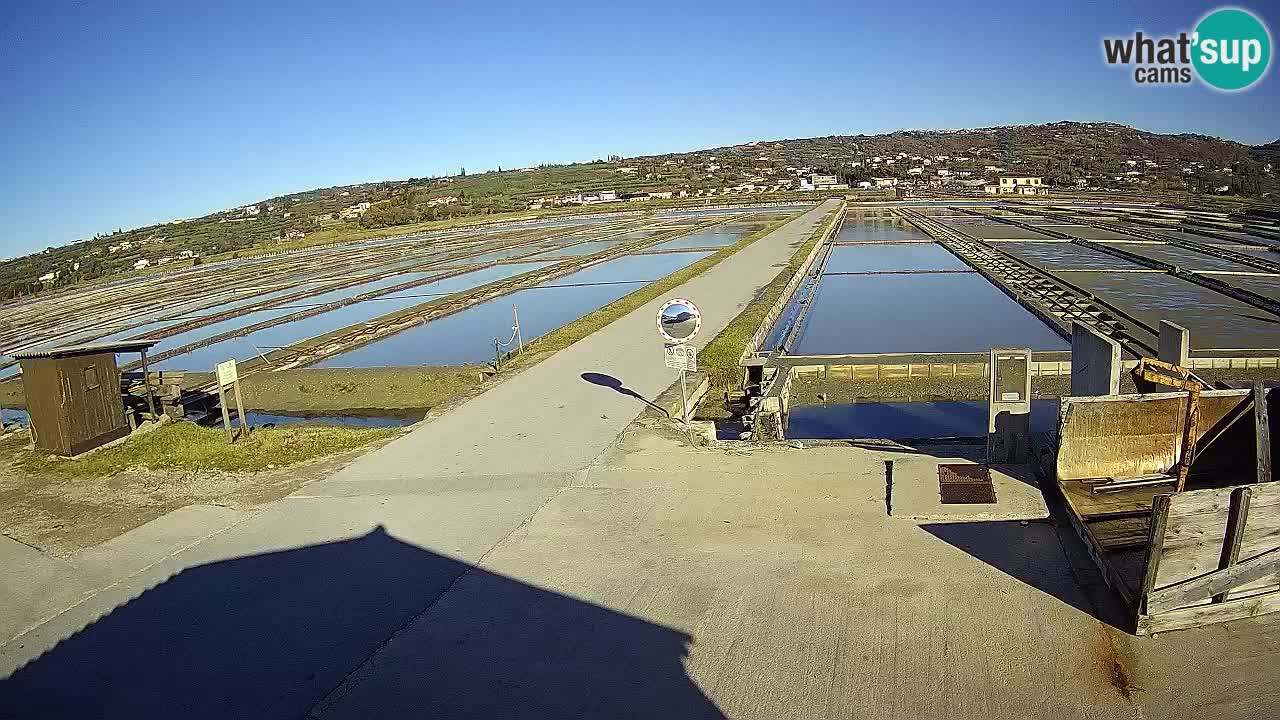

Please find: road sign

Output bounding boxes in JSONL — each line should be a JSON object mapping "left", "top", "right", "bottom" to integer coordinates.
{"left": 657, "top": 298, "right": 702, "bottom": 344}
{"left": 664, "top": 343, "right": 697, "bottom": 372}
{"left": 214, "top": 359, "right": 248, "bottom": 444}
{"left": 215, "top": 359, "right": 238, "bottom": 386}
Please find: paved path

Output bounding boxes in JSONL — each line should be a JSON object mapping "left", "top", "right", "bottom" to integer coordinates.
{"left": 0, "top": 201, "right": 838, "bottom": 718}
{"left": 304, "top": 199, "right": 838, "bottom": 492}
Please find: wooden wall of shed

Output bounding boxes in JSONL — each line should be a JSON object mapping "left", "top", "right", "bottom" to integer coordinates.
{"left": 20, "top": 358, "right": 66, "bottom": 454}
{"left": 19, "top": 352, "right": 127, "bottom": 456}
{"left": 1056, "top": 390, "right": 1251, "bottom": 482}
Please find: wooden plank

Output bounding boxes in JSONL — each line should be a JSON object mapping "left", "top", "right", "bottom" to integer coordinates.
{"left": 217, "top": 384, "right": 233, "bottom": 444}
{"left": 1055, "top": 480, "right": 1139, "bottom": 608}
{"left": 1059, "top": 478, "right": 1159, "bottom": 517}
{"left": 1086, "top": 516, "right": 1152, "bottom": 551}
{"left": 1139, "top": 587, "right": 1280, "bottom": 635}
{"left": 1215, "top": 487, "right": 1253, "bottom": 603}
{"left": 1155, "top": 482, "right": 1280, "bottom": 604}
{"left": 1057, "top": 390, "right": 1249, "bottom": 482}
{"left": 1139, "top": 494, "right": 1172, "bottom": 614}
{"left": 1256, "top": 383, "right": 1272, "bottom": 485}
{"left": 1148, "top": 546, "right": 1280, "bottom": 613}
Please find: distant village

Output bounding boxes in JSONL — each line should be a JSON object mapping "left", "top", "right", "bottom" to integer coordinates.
{"left": 521, "top": 143, "right": 1270, "bottom": 210}
{"left": 10, "top": 122, "right": 1273, "bottom": 298}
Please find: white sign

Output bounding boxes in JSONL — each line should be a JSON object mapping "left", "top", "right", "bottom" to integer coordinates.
{"left": 664, "top": 343, "right": 697, "bottom": 372}
{"left": 215, "top": 359, "right": 239, "bottom": 387}
{"left": 657, "top": 298, "right": 702, "bottom": 344}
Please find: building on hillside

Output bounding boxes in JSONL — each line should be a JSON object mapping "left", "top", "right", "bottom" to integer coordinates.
{"left": 984, "top": 176, "right": 1046, "bottom": 195}
{"left": 870, "top": 177, "right": 898, "bottom": 188}
{"left": 810, "top": 173, "right": 839, "bottom": 189}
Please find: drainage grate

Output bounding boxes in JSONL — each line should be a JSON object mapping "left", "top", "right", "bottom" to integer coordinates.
{"left": 938, "top": 464, "right": 997, "bottom": 504}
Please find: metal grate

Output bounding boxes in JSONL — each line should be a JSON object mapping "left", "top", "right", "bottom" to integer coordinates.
{"left": 938, "top": 464, "right": 997, "bottom": 504}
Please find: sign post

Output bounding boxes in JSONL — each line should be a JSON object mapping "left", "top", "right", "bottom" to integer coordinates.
{"left": 657, "top": 298, "right": 702, "bottom": 427}
{"left": 215, "top": 359, "right": 249, "bottom": 443}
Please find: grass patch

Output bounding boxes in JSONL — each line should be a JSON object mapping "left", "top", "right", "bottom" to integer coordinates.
{"left": 522, "top": 214, "right": 801, "bottom": 356}
{"left": 695, "top": 208, "right": 841, "bottom": 419}
{"left": 16, "top": 422, "right": 398, "bottom": 477}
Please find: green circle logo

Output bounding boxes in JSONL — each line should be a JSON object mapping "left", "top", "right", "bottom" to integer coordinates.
{"left": 1193, "top": 8, "right": 1272, "bottom": 91}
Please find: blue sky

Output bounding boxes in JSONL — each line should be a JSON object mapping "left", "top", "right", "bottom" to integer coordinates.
{"left": 2, "top": 0, "right": 1277, "bottom": 256}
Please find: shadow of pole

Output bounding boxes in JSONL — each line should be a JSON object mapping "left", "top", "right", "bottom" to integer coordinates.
{"left": 580, "top": 372, "right": 670, "bottom": 419}
{"left": 0, "top": 527, "right": 724, "bottom": 719}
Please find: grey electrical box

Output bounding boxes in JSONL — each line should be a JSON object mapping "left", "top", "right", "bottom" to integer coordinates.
{"left": 988, "top": 348, "right": 1032, "bottom": 464}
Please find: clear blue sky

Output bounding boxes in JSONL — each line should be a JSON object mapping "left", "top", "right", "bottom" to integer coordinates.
{"left": 2, "top": 0, "right": 1277, "bottom": 256}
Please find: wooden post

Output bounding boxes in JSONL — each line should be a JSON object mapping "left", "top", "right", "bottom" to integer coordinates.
{"left": 217, "top": 383, "right": 233, "bottom": 444}
{"left": 233, "top": 378, "right": 249, "bottom": 440}
{"left": 1255, "top": 383, "right": 1271, "bottom": 486}
{"left": 139, "top": 349, "right": 158, "bottom": 419}
{"left": 1138, "top": 494, "right": 1172, "bottom": 615}
{"left": 1213, "top": 487, "right": 1253, "bottom": 604}
{"left": 1175, "top": 385, "right": 1200, "bottom": 493}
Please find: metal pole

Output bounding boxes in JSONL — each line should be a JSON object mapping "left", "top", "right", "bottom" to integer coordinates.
{"left": 494, "top": 339, "right": 502, "bottom": 371}
{"left": 513, "top": 304, "right": 523, "bottom": 355}
{"left": 679, "top": 366, "right": 698, "bottom": 445}
{"left": 679, "top": 368, "right": 690, "bottom": 425}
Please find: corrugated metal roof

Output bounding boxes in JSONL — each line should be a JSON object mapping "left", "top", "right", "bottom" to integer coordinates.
{"left": 12, "top": 340, "right": 160, "bottom": 360}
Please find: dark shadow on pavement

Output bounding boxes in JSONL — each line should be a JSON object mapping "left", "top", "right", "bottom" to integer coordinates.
{"left": 580, "top": 372, "right": 670, "bottom": 417}
{"left": 0, "top": 527, "right": 723, "bottom": 719}
{"left": 919, "top": 518, "right": 1130, "bottom": 632}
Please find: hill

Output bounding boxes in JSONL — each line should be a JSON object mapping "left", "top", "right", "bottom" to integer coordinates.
{"left": 3, "top": 121, "right": 1277, "bottom": 301}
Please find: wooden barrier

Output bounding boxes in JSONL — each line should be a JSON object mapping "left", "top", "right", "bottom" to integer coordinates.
{"left": 1057, "top": 389, "right": 1251, "bottom": 483}
{"left": 1053, "top": 386, "right": 1280, "bottom": 634}
{"left": 1139, "top": 481, "right": 1280, "bottom": 633}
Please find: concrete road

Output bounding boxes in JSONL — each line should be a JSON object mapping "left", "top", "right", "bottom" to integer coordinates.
{"left": 305, "top": 199, "right": 838, "bottom": 492}
{"left": 4, "top": 196, "right": 1277, "bottom": 719}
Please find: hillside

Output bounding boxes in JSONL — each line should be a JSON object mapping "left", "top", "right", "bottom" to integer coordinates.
{"left": 3, "top": 121, "right": 1277, "bottom": 301}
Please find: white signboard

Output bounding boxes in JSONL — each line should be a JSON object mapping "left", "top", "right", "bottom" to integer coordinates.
{"left": 215, "top": 359, "right": 239, "bottom": 387}
{"left": 664, "top": 344, "right": 697, "bottom": 372}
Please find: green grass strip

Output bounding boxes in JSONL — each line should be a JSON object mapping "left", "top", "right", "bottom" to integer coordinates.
{"left": 696, "top": 208, "right": 839, "bottom": 419}
{"left": 17, "top": 422, "right": 397, "bottom": 477}
{"left": 524, "top": 214, "right": 800, "bottom": 355}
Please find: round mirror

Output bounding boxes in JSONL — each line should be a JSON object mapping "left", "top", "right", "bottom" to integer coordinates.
{"left": 659, "top": 301, "right": 700, "bottom": 341}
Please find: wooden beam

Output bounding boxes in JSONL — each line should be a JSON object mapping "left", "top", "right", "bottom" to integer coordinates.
{"left": 1255, "top": 383, "right": 1272, "bottom": 485}
{"left": 1138, "top": 494, "right": 1172, "bottom": 615}
{"left": 1149, "top": 546, "right": 1280, "bottom": 614}
{"left": 1139, "top": 590, "right": 1280, "bottom": 635}
{"left": 1214, "top": 487, "right": 1253, "bottom": 604}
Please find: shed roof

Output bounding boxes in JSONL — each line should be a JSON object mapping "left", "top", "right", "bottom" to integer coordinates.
{"left": 12, "top": 340, "right": 160, "bottom": 360}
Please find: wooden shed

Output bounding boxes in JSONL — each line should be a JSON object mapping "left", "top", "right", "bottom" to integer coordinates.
{"left": 13, "top": 340, "right": 159, "bottom": 456}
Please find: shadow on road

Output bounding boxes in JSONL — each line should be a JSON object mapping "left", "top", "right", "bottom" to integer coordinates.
{"left": 918, "top": 519, "right": 1130, "bottom": 632}
{"left": 580, "top": 372, "right": 670, "bottom": 417}
{"left": 0, "top": 527, "right": 723, "bottom": 719}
